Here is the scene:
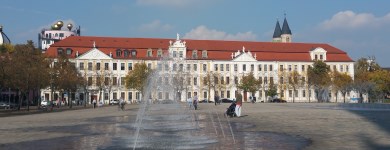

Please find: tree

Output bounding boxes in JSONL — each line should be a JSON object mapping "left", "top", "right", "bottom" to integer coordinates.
{"left": 354, "top": 57, "right": 380, "bottom": 103}
{"left": 203, "top": 71, "right": 220, "bottom": 102}
{"left": 267, "top": 81, "right": 278, "bottom": 100}
{"left": 237, "top": 72, "right": 262, "bottom": 102}
{"left": 332, "top": 71, "right": 353, "bottom": 103}
{"left": 368, "top": 70, "right": 390, "bottom": 102}
{"left": 307, "top": 60, "right": 331, "bottom": 102}
{"left": 287, "top": 70, "right": 302, "bottom": 103}
{"left": 125, "top": 63, "right": 151, "bottom": 97}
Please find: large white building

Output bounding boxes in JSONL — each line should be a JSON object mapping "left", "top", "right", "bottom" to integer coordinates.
{"left": 42, "top": 18, "right": 356, "bottom": 104}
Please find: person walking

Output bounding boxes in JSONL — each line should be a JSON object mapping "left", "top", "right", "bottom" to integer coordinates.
{"left": 214, "top": 94, "right": 220, "bottom": 106}
{"left": 92, "top": 99, "right": 97, "bottom": 109}
{"left": 193, "top": 93, "right": 198, "bottom": 110}
{"left": 235, "top": 91, "right": 242, "bottom": 117}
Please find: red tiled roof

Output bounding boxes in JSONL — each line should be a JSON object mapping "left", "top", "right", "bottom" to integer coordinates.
{"left": 46, "top": 36, "right": 353, "bottom": 62}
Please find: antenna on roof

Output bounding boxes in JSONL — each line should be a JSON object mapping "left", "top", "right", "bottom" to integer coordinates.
{"left": 93, "top": 41, "right": 96, "bottom": 48}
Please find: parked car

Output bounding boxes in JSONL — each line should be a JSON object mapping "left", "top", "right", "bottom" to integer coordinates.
{"left": 221, "top": 98, "right": 234, "bottom": 103}
{"left": 110, "top": 99, "right": 119, "bottom": 105}
{"left": 271, "top": 98, "right": 287, "bottom": 103}
{"left": 41, "top": 100, "right": 48, "bottom": 106}
{"left": 199, "top": 99, "right": 212, "bottom": 103}
{"left": 0, "top": 102, "right": 16, "bottom": 109}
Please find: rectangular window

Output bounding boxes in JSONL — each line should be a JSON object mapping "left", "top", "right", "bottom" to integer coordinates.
{"left": 113, "top": 92, "right": 117, "bottom": 100}
{"left": 303, "top": 90, "right": 306, "bottom": 97}
{"left": 269, "top": 65, "right": 273, "bottom": 71}
{"left": 193, "top": 64, "right": 197, "bottom": 71}
{"left": 148, "top": 63, "right": 152, "bottom": 69}
{"left": 157, "top": 50, "right": 162, "bottom": 57}
{"left": 302, "top": 65, "right": 305, "bottom": 72}
{"left": 147, "top": 50, "right": 152, "bottom": 57}
{"left": 220, "top": 77, "right": 224, "bottom": 84}
{"left": 204, "top": 92, "right": 207, "bottom": 99}
{"left": 280, "top": 77, "right": 284, "bottom": 84}
{"left": 346, "top": 65, "right": 349, "bottom": 72}
{"left": 96, "top": 63, "right": 101, "bottom": 70}
{"left": 121, "top": 77, "right": 125, "bottom": 85}
{"left": 251, "top": 64, "right": 254, "bottom": 71}
{"left": 340, "top": 65, "right": 344, "bottom": 72}
{"left": 288, "top": 65, "right": 292, "bottom": 71}
{"left": 179, "top": 51, "right": 183, "bottom": 58}
{"left": 96, "top": 77, "right": 101, "bottom": 86}
{"left": 128, "top": 92, "right": 133, "bottom": 101}
{"left": 104, "top": 77, "right": 109, "bottom": 85}
{"left": 158, "top": 63, "right": 162, "bottom": 71}
{"left": 226, "top": 77, "right": 230, "bottom": 84}
{"left": 79, "top": 62, "right": 84, "bottom": 70}
{"left": 243, "top": 64, "right": 246, "bottom": 71}
{"left": 226, "top": 64, "right": 230, "bottom": 71}
{"left": 264, "top": 64, "right": 267, "bottom": 71}
{"left": 270, "top": 77, "right": 274, "bottom": 84}
{"left": 289, "top": 90, "right": 292, "bottom": 98}
{"left": 173, "top": 51, "right": 177, "bottom": 57}
{"left": 165, "top": 77, "right": 169, "bottom": 85}
{"left": 165, "top": 64, "right": 169, "bottom": 71}
{"left": 203, "top": 64, "right": 207, "bottom": 72}
{"left": 294, "top": 65, "right": 298, "bottom": 71}
{"left": 264, "top": 77, "right": 268, "bottom": 84}
{"left": 202, "top": 50, "right": 208, "bottom": 58}
{"left": 214, "top": 64, "right": 218, "bottom": 71}
{"left": 227, "top": 90, "right": 230, "bottom": 98}
{"left": 187, "top": 64, "right": 191, "bottom": 71}
{"left": 234, "top": 64, "right": 238, "bottom": 71}
{"left": 88, "top": 62, "right": 92, "bottom": 70}
{"left": 88, "top": 77, "right": 92, "bottom": 86}
{"left": 173, "top": 64, "right": 177, "bottom": 71}
{"left": 221, "top": 91, "right": 225, "bottom": 98}
{"left": 295, "top": 90, "right": 298, "bottom": 97}
{"left": 194, "top": 77, "right": 197, "bottom": 86}
{"left": 121, "top": 92, "right": 125, "bottom": 100}
{"left": 113, "top": 77, "right": 117, "bottom": 85}
{"left": 113, "top": 63, "right": 117, "bottom": 70}
{"left": 220, "top": 64, "right": 224, "bottom": 71}
{"left": 104, "top": 93, "right": 108, "bottom": 100}
{"left": 280, "top": 90, "right": 284, "bottom": 98}
{"left": 127, "top": 63, "right": 132, "bottom": 70}
{"left": 279, "top": 65, "right": 283, "bottom": 71}
{"left": 179, "top": 64, "right": 183, "bottom": 71}
{"left": 121, "top": 63, "right": 125, "bottom": 70}
{"left": 259, "top": 64, "right": 262, "bottom": 71}
{"left": 234, "top": 76, "right": 238, "bottom": 84}
{"left": 105, "top": 63, "right": 109, "bottom": 70}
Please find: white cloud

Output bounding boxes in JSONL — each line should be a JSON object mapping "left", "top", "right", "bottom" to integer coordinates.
{"left": 318, "top": 10, "right": 390, "bottom": 30}
{"left": 183, "top": 25, "right": 257, "bottom": 41}
{"left": 136, "top": 0, "right": 197, "bottom": 7}
{"left": 138, "top": 20, "right": 173, "bottom": 32}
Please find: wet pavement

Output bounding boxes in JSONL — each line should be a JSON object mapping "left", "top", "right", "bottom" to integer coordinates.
{"left": 1, "top": 102, "right": 311, "bottom": 150}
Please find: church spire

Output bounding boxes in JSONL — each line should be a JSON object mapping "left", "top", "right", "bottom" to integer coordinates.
{"left": 281, "top": 15, "right": 292, "bottom": 35}
{"left": 273, "top": 19, "right": 282, "bottom": 38}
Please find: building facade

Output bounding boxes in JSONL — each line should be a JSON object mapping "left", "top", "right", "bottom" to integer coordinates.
{"left": 42, "top": 19, "right": 356, "bottom": 104}
{"left": 38, "top": 21, "right": 80, "bottom": 51}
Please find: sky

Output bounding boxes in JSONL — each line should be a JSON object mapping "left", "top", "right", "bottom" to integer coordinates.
{"left": 1, "top": 0, "right": 390, "bottom": 67}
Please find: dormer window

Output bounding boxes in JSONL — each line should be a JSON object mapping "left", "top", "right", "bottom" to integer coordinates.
{"left": 157, "top": 49, "right": 162, "bottom": 57}
{"left": 116, "top": 49, "right": 122, "bottom": 57}
{"left": 147, "top": 49, "right": 153, "bottom": 57}
{"left": 131, "top": 49, "right": 137, "bottom": 58}
{"left": 57, "top": 48, "right": 64, "bottom": 55}
{"left": 66, "top": 48, "right": 72, "bottom": 55}
{"left": 202, "top": 50, "right": 208, "bottom": 58}
{"left": 124, "top": 50, "right": 130, "bottom": 57}
{"left": 192, "top": 50, "right": 198, "bottom": 58}
{"left": 310, "top": 47, "right": 327, "bottom": 61}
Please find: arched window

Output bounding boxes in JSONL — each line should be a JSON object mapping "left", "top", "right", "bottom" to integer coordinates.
{"left": 66, "top": 48, "right": 72, "bottom": 55}
{"left": 116, "top": 49, "right": 122, "bottom": 57}
{"left": 123, "top": 49, "right": 130, "bottom": 57}
{"left": 131, "top": 49, "right": 137, "bottom": 58}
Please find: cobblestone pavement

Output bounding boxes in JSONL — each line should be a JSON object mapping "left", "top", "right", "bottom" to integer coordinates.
{"left": 0, "top": 103, "right": 389, "bottom": 150}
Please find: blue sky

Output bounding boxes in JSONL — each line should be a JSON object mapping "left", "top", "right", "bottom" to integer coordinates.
{"left": 1, "top": 0, "right": 390, "bottom": 67}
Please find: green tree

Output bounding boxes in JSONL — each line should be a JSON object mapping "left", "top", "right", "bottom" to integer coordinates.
{"left": 368, "top": 69, "right": 390, "bottom": 102}
{"left": 354, "top": 57, "right": 379, "bottom": 103}
{"left": 125, "top": 63, "right": 151, "bottom": 97}
{"left": 237, "top": 72, "right": 262, "bottom": 102}
{"left": 288, "top": 71, "right": 302, "bottom": 103}
{"left": 266, "top": 81, "right": 278, "bottom": 101}
{"left": 203, "top": 71, "right": 219, "bottom": 102}
{"left": 332, "top": 71, "right": 353, "bottom": 103}
{"left": 308, "top": 60, "right": 331, "bottom": 102}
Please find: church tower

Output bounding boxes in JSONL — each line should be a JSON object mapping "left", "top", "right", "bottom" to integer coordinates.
{"left": 272, "top": 20, "right": 282, "bottom": 42}
{"left": 281, "top": 16, "right": 292, "bottom": 43}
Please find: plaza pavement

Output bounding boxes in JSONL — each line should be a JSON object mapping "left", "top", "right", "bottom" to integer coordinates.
{"left": 0, "top": 102, "right": 389, "bottom": 149}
